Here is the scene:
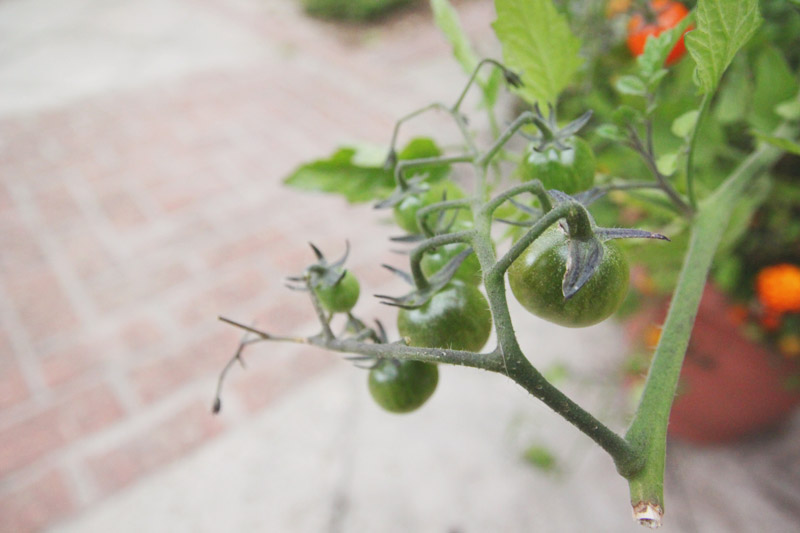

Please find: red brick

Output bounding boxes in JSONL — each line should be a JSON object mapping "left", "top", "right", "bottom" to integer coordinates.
{"left": 233, "top": 346, "right": 337, "bottom": 413}
{"left": 86, "top": 401, "right": 224, "bottom": 494}
{"left": 130, "top": 329, "right": 238, "bottom": 404}
{"left": 177, "top": 267, "right": 269, "bottom": 328}
{"left": 250, "top": 298, "right": 316, "bottom": 338}
{"left": 97, "top": 186, "right": 149, "bottom": 230}
{"left": 5, "top": 264, "right": 80, "bottom": 343}
{"left": 147, "top": 169, "right": 232, "bottom": 214}
{"left": 202, "top": 229, "right": 286, "bottom": 270}
{"left": 0, "top": 361, "right": 29, "bottom": 413}
{"left": 0, "top": 384, "right": 125, "bottom": 477}
{"left": 39, "top": 335, "right": 116, "bottom": 388}
{"left": 0, "top": 213, "right": 46, "bottom": 276}
{"left": 59, "top": 231, "right": 117, "bottom": 283}
{"left": 33, "top": 181, "right": 84, "bottom": 235}
{"left": 0, "top": 328, "right": 29, "bottom": 410}
{"left": 117, "top": 315, "right": 165, "bottom": 354}
{"left": 0, "top": 468, "right": 76, "bottom": 533}
{"left": 89, "top": 261, "right": 190, "bottom": 314}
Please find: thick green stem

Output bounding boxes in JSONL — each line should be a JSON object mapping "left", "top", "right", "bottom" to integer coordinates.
{"left": 624, "top": 124, "right": 793, "bottom": 526}
{"left": 472, "top": 198, "right": 640, "bottom": 474}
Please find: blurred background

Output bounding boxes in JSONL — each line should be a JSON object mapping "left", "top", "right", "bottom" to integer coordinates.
{"left": 1, "top": 0, "right": 798, "bottom": 532}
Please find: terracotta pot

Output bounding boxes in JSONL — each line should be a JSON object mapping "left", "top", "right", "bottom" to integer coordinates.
{"left": 628, "top": 285, "right": 800, "bottom": 444}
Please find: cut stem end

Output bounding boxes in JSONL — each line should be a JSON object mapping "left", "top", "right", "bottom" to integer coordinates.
{"left": 633, "top": 502, "right": 663, "bottom": 529}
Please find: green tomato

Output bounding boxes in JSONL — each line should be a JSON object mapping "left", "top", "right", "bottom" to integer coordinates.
{"left": 393, "top": 181, "right": 468, "bottom": 234}
{"left": 517, "top": 137, "right": 595, "bottom": 194}
{"left": 421, "top": 242, "right": 482, "bottom": 286}
{"left": 313, "top": 270, "right": 360, "bottom": 313}
{"left": 368, "top": 358, "right": 438, "bottom": 414}
{"left": 397, "top": 280, "right": 492, "bottom": 352}
{"left": 508, "top": 225, "right": 629, "bottom": 327}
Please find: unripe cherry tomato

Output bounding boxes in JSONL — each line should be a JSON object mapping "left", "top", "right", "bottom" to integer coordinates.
{"left": 517, "top": 137, "right": 596, "bottom": 194}
{"left": 626, "top": 0, "right": 690, "bottom": 66}
{"left": 313, "top": 270, "right": 360, "bottom": 313}
{"left": 393, "top": 181, "right": 468, "bottom": 234}
{"left": 421, "top": 242, "right": 483, "bottom": 286}
{"left": 397, "top": 280, "right": 492, "bottom": 352}
{"left": 508, "top": 225, "right": 630, "bottom": 328}
{"left": 368, "top": 358, "right": 439, "bottom": 413}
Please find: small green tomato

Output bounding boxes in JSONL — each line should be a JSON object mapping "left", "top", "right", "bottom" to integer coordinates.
{"left": 313, "top": 270, "right": 360, "bottom": 313}
{"left": 368, "top": 358, "right": 439, "bottom": 414}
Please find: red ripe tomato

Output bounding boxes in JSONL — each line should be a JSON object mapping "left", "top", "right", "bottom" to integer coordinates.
{"left": 626, "top": 0, "right": 690, "bottom": 66}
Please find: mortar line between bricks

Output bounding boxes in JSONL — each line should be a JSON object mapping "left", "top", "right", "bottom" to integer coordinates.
{"left": 67, "top": 170, "right": 130, "bottom": 262}
{"left": 5, "top": 177, "right": 99, "bottom": 325}
{"left": 57, "top": 379, "right": 226, "bottom": 460}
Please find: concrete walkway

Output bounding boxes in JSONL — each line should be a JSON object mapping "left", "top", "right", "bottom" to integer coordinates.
{"left": 1, "top": 0, "right": 799, "bottom": 532}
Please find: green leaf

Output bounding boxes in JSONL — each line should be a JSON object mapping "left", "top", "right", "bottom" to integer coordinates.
{"left": 431, "top": 0, "right": 501, "bottom": 107}
{"left": 612, "top": 105, "right": 642, "bottom": 127}
{"left": 284, "top": 138, "right": 445, "bottom": 203}
{"left": 752, "top": 131, "right": 800, "bottom": 155}
{"left": 595, "top": 124, "right": 628, "bottom": 142}
{"left": 431, "top": 0, "right": 479, "bottom": 74}
{"left": 714, "top": 55, "right": 752, "bottom": 124}
{"left": 492, "top": 0, "right": 582, "bottom": 108}
{"left": 776, "top": 95, "right": 800, "bottom": 121}
{"left": 637, "top": 15, "right": 693, "bottom": 80}
{"left": 748, "top": 47, "right": 799, "bottom": 131}
{"left": 656, "top": 153, "right": 678, "bottom": 176}
{"left": 616, "top": 75, "right": 647, "bottom": 96}
{"left": 685, "top": 0, "right": 763, "bottom": 94}
{"left": 671, "top": 110, "right": 699, "bottom": 138}
{"left": 523, "top": 445, "right": 557, "bottom": 471}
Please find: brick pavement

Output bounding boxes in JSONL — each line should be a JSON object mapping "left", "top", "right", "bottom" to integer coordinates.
{"left": 0, "top": 1, "right": 499, "bottom": 530}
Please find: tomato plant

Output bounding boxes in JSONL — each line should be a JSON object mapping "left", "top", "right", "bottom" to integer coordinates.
{"left": 508, "top": 225, "right": 629, "bottom": 327}
{"left": 397, "top": 280, "right": 492, "bottom": 352}
{"left": 368, "top": 358, "right": 439, "bottom": 413}
{"left": 217, "top": 0, "right": 798, "bottom": 527}
{"left": 626, "top": 0, "right": 690, "bottom": 65}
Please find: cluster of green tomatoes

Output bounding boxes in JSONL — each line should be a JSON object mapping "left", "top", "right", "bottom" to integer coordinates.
{"left": 309, "top": 128, "right": 637, "bottom": 414}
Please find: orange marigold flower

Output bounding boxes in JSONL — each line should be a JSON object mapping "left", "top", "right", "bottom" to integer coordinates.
{"left": 644, "top": 324, "right": 662, "bottom": 349}
{"left": 755, "top": 263, "right": 800, "bottom": 313}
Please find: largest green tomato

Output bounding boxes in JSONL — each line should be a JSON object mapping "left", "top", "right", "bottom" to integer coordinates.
{"left": 517, "top": 138, "right": 595, "bottom": 194}
{"left": 508, "top": 225, "right": 629, "bottom": 327}
{"left": 397, "top": 280, "right": 492, "bottom": 352}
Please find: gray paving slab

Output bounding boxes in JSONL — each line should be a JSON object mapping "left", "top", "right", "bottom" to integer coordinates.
{"left": 49, "top": 318, "right": 646, "bottom": 533}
